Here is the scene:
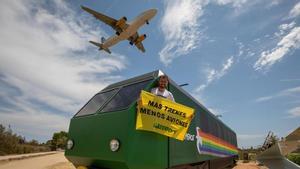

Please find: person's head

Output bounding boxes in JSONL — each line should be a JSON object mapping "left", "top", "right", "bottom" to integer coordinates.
{"left": 158, "top": 75, "right": 169, "bottom": 89}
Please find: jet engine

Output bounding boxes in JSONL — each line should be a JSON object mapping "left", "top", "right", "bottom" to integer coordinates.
{"left": 134, "top": 34, "right": 146, "bottom": 44}
{"left": 115, "top": 16, "right": 127, "bottom": 28}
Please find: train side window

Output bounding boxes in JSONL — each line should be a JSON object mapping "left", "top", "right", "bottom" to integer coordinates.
{"left": 219, "top": 124, "right": 226, "bottom": 143}
{"left": 216, "top": 123, "right": 221, "bottom": 139}
{"left": 75, "top": 89, "right": 117, "bottom": 117}
{"left": 200, "top": 112, "right": 210, "bottom": 133}
{"left": 230, "top": 131, "right": 234, "bottom": 144}
{"left": 101, "top": 80, "right": 151, "bottom": 112}
{"left": 228, "top": 130, "right": 233, "bottom": 145}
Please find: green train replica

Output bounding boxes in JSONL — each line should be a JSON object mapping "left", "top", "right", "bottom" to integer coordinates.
{"left": 65, "top": 70, "right": 238, "bottom": 169}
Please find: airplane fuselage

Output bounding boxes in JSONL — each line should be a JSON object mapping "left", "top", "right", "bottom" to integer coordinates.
{"left": 82, "top": 5, "right": 157, "bottom": 53}
{"left": 102, "top": 9, "right": 157, "bottom": 48}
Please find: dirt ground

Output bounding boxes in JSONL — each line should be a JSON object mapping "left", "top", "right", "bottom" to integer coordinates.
{"left": 232, "top": 161, "right": 268, "bottom": 169}
{"left": 0, "top": 152, "right": 75, "bottom": 169}
{"left": 48, "top": 161, "right": 75, "bottom": 169}
{"left": 0, "top": 153, "right": 268, "bottom": 169}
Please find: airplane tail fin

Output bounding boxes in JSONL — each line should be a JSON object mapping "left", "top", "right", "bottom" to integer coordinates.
{"left": 101, "top": 37, "right": 106, "bottom": 43}
{"left": 89, "top": 40, "right": 111, "bottom": 54}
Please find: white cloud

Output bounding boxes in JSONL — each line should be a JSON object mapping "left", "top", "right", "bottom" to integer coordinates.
{"left": 289, "top": 2, "right": 300, "bottom": 18}
{"left": 282, "top": 86, "right": 300, "bottom": 94}
{"left": 195, "top": 56, "right": 234, "bottom": 92}
{"left": 213, "top": 0, "right": 248, "bottom": 8}
{"left": 191, "top": 57, "right": 233, "bottom": 116}
{"left": 280, "top": 78, "right": 300, "bottom": 82}
{"left": 268, "top": 0, "right": 283, "bottom": 7}
{"left": 255, "top": 96, "right": 274, "bottom": 102}
{"left": 254, "top": 26, "right": 300, "bottom": 70}
{"left": 158, "top": 0, "right": 275, "bottom": 65}
{"left": 279, "top": 22, "right": 296, "bottom": 31}
{"left": 0, "top": 0, "right": 127, "bottom": 141}
{"left": 255, "top": 86, "right": 300, "bottom": 102}
{"left": 159, "top": 0, "right": 208, "bottom": 65}
{"left": 275, "top": 22, "right": 296, "bottom": 37}
{"left": 0, "top": 94, "right": 70, "bottom": 140}
{"left": 287, "top": 106, "right": 300, "bottom": 118}
{"left": 195, "top": 84, "right": 207, "bottom": 93}
{"left": 213, "top": 0, "right": 265, "bottom": 18}
{"left": 208, "top": 107, "right": 224, "bottom": 116}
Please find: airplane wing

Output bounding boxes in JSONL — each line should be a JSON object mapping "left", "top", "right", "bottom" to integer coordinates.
{"left": 81, "top": 6, "right": 126, "bottom": 32}
{"left": 89, "top": 41, "right": 101, "bottom": 47}
{"left": 128, "top": 32, "right": 146, "bottom": 53}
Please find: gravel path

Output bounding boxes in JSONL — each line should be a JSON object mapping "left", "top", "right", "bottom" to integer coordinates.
{"left": 232, "top": 161, "right": 268, "bottom": 169}
{"left": 0, "top": 152, "right": 75, "bottom": 169}
{"left": 0, "top": 153, "right": 270, "bottom": 169}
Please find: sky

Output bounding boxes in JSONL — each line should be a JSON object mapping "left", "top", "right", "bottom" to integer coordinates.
{"left": 0, "top": 0, "right": 299, "bottom": 148}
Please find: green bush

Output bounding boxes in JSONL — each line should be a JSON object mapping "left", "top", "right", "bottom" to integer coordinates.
{"left": 287, "top": 153, "right": 300, "bottom": 165}
{"left": 50, "top": 131, "right": 68, "bottom": 150}
{"left": 0, "top": 124, "right": 51, "bottom": 155}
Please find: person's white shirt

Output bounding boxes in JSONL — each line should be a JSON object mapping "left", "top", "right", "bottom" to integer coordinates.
{"left": 151, "top": 87, "right": 175, "bottom": 102}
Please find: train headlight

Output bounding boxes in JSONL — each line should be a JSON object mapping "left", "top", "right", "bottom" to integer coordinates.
{"left": 67, "top": 139, "right": 74, "bottom": 150}
{"left": 110, "top": 139, "right": 120, "bottom": 152}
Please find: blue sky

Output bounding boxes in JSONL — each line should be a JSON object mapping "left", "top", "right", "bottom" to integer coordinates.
{"left": 0, "top": 0, "right": 299, "bottom": 148}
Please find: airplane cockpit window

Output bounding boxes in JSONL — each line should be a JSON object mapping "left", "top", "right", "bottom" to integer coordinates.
{"left": 101, "top": 79, "right": 152, "bottom": 113}
{"left": 75, "top": 89, "right": 117, "bottom": 117}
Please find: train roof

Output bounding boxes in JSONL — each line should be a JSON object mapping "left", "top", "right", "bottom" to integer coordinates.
{"left": 100, "top": 70, "right": 236, "bottom": 134}
{"left": 102, "top": 70, "right": 163, "bottom": 91}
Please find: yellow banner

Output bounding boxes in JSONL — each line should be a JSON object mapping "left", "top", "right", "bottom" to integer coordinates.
{"left": 136, "top": 90, "right": 195, "bottom": 141}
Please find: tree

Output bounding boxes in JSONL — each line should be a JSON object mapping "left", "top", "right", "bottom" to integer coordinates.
{"left": 28, "top": 139, "right": 39, "bottom": 146}
{"left": 51, "top": 131, "right": 68, "bottom": 150}
{"left": 0, "top": 124, "right": 51, "bottom": 155}
{"left": 0, "top": 124, "right": 19, "bottom": 155}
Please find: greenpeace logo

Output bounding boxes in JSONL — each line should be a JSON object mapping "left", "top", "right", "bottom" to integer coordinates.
{"left": 153, "top": 123, "right": 176, "bottom": 133}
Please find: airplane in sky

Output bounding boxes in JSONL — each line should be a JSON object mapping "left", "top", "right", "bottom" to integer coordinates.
{"left": 81, "top": 6, "right": 157, "bottom": 54}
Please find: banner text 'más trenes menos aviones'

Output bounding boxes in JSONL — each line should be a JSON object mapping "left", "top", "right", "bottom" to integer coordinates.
{"left": 136, "top": 90, "right": 195, "bottom": 141}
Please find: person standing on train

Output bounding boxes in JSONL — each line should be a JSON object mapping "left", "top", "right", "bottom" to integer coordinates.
{"left": 151, "top": 75, "right": 175, "bottom": 102}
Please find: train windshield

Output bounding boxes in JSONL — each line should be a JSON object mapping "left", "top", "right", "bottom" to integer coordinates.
{"left": 101, "top": 80, "right": 152, "bottom": 113}
{"left": 75, "top": 89, "right": 117, "bottom": 117}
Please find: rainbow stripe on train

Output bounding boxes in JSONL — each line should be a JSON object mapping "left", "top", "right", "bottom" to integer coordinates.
{"left": 196, "top": 127, "right": 238, "bottom": 157}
